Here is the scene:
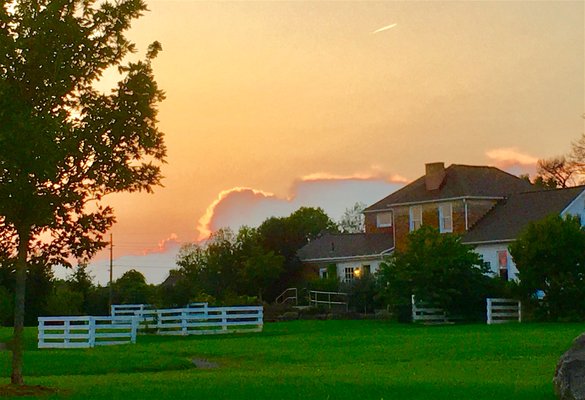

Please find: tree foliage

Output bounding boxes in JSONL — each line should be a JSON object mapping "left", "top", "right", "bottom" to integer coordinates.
{"left": 0, "top": 0, "right": 165, "bottom": 384}
{"left": 509, "top": 214, "right": 585, "bottom": 321}
{"left": 377, "top": 226, "right": 490, "bottom": 321}
{"left": 338, "top": 202, "right": 366, "bottom": 233}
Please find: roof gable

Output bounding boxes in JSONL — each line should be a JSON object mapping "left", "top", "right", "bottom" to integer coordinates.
{"left": 365, "top": 164, "right": 533, "bottom": 212}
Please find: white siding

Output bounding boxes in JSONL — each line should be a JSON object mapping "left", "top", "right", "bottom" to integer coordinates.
{"left": 335, "top": 259, "right": 384, "bottom": 282}
{"left": 561, "top": 189, "right": 585, "bottom": 226}
{"left": 473, "top": 243, "right": 518, "bottom": 281}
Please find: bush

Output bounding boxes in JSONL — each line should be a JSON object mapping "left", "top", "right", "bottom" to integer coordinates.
{"left": 377, "top": 226, "right": 492, "bottom": 322}
{"left": 510, "top": 214, "right": 585, "bottom": 321}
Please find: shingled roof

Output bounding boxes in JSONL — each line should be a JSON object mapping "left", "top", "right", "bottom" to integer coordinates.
{"left": 297, "top": 232, "right": 394, "bottom": 262}
{"left": 365, "top": 164, "right": 533, "bottom": 212}
{"left": 463, "top": 186, "right": 585, "bottom": 244}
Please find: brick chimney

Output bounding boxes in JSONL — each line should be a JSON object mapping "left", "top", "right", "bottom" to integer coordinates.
{"left": 425, "top": 162, "right": 446, "bottom": 191}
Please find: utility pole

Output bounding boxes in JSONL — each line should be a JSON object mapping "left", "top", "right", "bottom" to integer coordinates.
{"left": 109, "top": 233, "right": 113, "bottom": 310}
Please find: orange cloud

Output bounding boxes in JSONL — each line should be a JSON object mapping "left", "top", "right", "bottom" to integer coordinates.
{"left": 485, "top": 147, "right": 539, "bottom": 167}
{"left": 141, "top": 233, "right": 180, "bottom": 256}
{"left": 196, "top": 187, "right": 278, "bottom": 241}
{"left": 301, "top": 171, "right": 409, "bottom": 184}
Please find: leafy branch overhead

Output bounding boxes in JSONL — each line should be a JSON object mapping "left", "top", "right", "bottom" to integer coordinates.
{"left": 0, "top": 0, "right": 166, "bottom": 266}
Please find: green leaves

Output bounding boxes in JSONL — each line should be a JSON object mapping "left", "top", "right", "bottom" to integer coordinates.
{"left": 510, "top": 214, "right": 585, "bottom": 320}
{"left": 0, "top": 0, "right": 165, "bottom": 265}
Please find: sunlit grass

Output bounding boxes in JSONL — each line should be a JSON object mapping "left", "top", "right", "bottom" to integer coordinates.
{"left": 0, "top": 320, "right": 581, "bottom": 399}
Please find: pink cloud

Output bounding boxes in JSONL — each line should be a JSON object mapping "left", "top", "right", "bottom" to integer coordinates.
{"left": 196, "top": 173, "right": 406, "bottom": 241}
{"left": 485, "top": 147, "right": 539, "bottom": 176}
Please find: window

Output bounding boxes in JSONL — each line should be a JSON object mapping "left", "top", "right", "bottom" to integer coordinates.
{"left": 409, "top": 206, "right": 422, "bottom": 231}
{"left": 362, "top": 265, "right": 371, "bottom": 275}
{"left": 376, "top": 212, "right": 393, "bottom": 228}
{"left": 344, "top": 267, "right": 355, "bottom": 282}
{"left": 319, "top": 268, "right": 328, "bottom": 279}
{"left": 497, "top": 250, "right": 508, "bottom": 281}
{"left": 438, "top": 203, "right": 453, "bottom": 233}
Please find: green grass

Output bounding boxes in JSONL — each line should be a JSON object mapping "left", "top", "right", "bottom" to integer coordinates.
{"left": 0, "top": 320, "right": 582, "bottom": 399}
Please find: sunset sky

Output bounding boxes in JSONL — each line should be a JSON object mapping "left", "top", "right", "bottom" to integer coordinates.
{"left": 80, "top": 0, "right": 584, "bottom": 285}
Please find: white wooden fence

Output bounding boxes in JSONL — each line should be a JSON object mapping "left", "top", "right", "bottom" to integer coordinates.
{"left": 38, "top": 316, "right": 138, "bottom": 349}
{"left": 411, "top": 295, "right": 449, "bottom": 324}
{"left": 155, "top": 306, "right": 263, "bottom": 336}
{"left": 486, "top": 298, "right": 521, "bottom": 324}
{"left": 112, "top": 303, "right": 263, "bottom": 336}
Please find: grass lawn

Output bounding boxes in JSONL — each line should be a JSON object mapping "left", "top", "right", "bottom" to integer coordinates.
{"left": 0, "top": 320, "right": 583, "bottom": 399}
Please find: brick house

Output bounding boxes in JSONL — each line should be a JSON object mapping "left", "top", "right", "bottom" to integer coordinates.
{"left": 298, "top": 162, "right": 585, "bottom": 282}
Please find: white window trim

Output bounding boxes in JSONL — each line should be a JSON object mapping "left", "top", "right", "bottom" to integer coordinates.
{"left": 376, "top": 212, "right": 393, "bottom": 228}
{"left": 409, "top": 206, "right": 422, "bottom": 232}
{"left": 439, "top": 203, "right": 453, "bottom": 233}
{"left": 344, "top": 267, "right": 355, "bottom": 282}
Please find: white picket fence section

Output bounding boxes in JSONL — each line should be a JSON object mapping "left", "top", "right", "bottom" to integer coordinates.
{"left": 38, "top": 316, "right": 138, "bottom": 349}
{"left": 486, "top": 298, "right": 521, "bottom": 324}
{"left": 411, "top": 295, "right": 449, "bottom": 324}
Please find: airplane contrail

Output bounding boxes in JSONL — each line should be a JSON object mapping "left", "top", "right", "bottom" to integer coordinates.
{"left": 372, "top": 23, "right": 397, "bottom": 34}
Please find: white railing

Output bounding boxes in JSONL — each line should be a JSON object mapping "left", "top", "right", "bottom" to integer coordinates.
{"left": 486, "top": 298, "right": 521, "bottom": 324}
{"left": 38, "top": 316, "right": 138, "bottom": 349}
{"left": 309, "top": 290, "right": 348, "bottom": 311}
{"left": 411, "top": 295, "right": 449, "bottom": 324}
{"left": 275, "top": 288, "right": 298, "bottom": 306}
{"left": 155, "top": 305, "right": 263, "bottom": 336}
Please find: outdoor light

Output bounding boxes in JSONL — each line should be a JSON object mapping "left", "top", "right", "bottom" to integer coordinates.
{"left": 354, "top": 268, "right": 361, "bottom": 278}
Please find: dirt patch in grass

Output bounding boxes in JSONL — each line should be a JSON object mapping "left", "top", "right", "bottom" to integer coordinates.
{"left": 0, "top": 384, "right": 60, "bottom": 397}
{"left": 192, "top": 358, "right": 219, "bottom": 369}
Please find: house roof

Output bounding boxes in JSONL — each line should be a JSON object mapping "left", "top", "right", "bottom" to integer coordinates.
{"left": 365, "top": 164, "right": 533, "bottom": 212}
{"left": 297, "top": 232, "right": 394, "bottom": 262}
{"left": 463, "top": 186, "right": 585, "bottom": 244}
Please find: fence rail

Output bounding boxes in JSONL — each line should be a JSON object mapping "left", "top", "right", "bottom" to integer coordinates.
{"left": 275, "top": 288, "right": 298, "bottom": 306}
{"left": 309, "top": 290, "right": 348, "bottom": 311}
{"left": 112, "top": 304, "right": 263, "bottom": 336}
{"left": 38, "top": 316, "right": 138, "bottom": 349}
{"left": 486, "top": 298, "right": 521, "bottom": 324}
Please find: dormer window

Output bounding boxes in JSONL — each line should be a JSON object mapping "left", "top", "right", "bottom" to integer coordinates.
{"left": 376, "top": 212, "right": 393, "bottom": 228}
{"left": 439, "top": 203, "right": 453, "bottom": 233}
{"left": 409, "top": 206, "right": 422, "bottom": 231}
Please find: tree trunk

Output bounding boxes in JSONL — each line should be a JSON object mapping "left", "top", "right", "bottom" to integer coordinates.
{"left": 11, "top": 227, "right": 29, "bottom": 385}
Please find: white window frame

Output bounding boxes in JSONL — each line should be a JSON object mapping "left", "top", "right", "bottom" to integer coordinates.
{"left": 376, "top": 212, "right": 393, "bottom": 228}
{"left": 344, "top": 267, "right": 355, "bottom": 282}
{"left": 438, "top": 203, "right": 453, "bottom": 233}
{"left": 409, "top": 206, "right": 422, "bottom": 232}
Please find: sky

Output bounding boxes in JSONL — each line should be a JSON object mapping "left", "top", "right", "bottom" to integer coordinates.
{"left": 73, "top": 0, "right": 584, "bottom": 285}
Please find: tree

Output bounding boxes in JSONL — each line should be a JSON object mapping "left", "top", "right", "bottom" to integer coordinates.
{"left": 536, "top": 157, "right": 578, "bottom": 188}
{"left": 338, "top": 202, "right": 366, "bottom": 233}
{"left": 377, "top": 226, "right": 490, "bottom": 321}
{"left": 258, "top": 207, "right": 338, "bottom": 299}
{"left": 0, "top": 0, "right": 165, "bottom": 384}
{"left": 113, "top": 269, "right": 153, "bottom": 305}
{"left": 509, "top": 215, "right": 585, "bottom": 321}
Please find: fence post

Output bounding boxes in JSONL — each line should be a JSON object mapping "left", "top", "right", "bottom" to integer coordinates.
{"left": 222, "top": 309, "right": 228, "bottom": 332}
{"left": 131, "top": 316, "right": 138, "bottom": 344}
{"left": 181, "top": 310, "right": 187, "bottom": 336}
{"left": 518, "top": 300, "right": 522, "bottom": 323}
{"left": 486, "top": 298, "right": 492, "bottom": 325}
{"left": 89, "top": 317, "right": 96, "bottom": 348}
{"left": 64, "top": 320, "right": 70, "bottom": 346}
{"left": 411, "top": 295, "right": 416, "bottom": 322}
{"left": 38, "top": 319, "right": 44, "bottom": 348}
